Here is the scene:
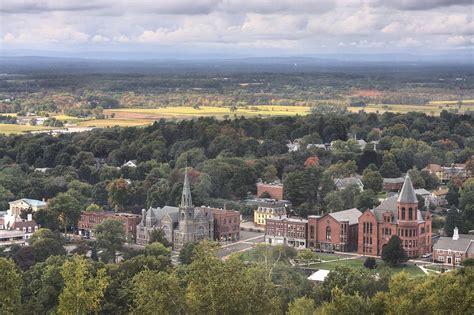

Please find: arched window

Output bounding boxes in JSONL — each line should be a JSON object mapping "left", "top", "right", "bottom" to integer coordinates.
{"left": 401, "top": 207, "right": 406, "bottom": 220}
{"left": 197, "top": 225, "right": 205, "bottom": 235}
{"left": 162, "top": 225, "right": 170, "bottom": 236}
{"left": 326, "top": 226, "right": 331, "bottom": 241}
{"left": 408, "top": 208, "right": 413, "bottom": 220}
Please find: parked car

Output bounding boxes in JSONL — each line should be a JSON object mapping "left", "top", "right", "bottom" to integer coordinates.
{"left": 421, "top": 253, "right": 432, "bottom": 258}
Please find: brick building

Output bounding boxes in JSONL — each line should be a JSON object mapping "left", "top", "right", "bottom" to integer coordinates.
{"left": 307, "top": 208, "right": 362, "bottom": 252}
{"left": 383, "top": 177, "right": 405, "bottom": 192}
{"left": 78, "top": 211, "right": 141, "bottom": 241}
{"left": 265, "top": 216, "right": 307, "bottom": 248}
{"left": 433, "top": 228, "right": 474, "bottom": 265}
{"left": 358, "top": 175, "right": 432, "bottom": 258}
{"left": 256, "top": 182, "right": 284, "bottom": 200}
{"left": 211, "top": 206, "right": 241, "bottom": 241}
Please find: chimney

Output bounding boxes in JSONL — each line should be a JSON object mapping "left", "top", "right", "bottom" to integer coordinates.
{"left": 453, "top": 227, "right": 459, "bottom": 241}
{"left": 27, "top": 213, "right": 32, "bottom": 221}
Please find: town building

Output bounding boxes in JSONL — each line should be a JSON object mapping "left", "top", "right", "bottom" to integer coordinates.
{"left": 307, "top": 208, "right": 362, "bottom": 252}
{"left": 334, "top": 176, "right": 364, "bottom": 191}
{"left": 358, "top": 175, "right": 432, "bottom": 258}
{"left": 253, "top": 200, "right": 288, "bottom": 227}
{"left": 383, "top": 177, "right": 405, "bottom": 192}
{"left": 425, "top": 163, "right": 470, "bottom": 182}
{"left": 265, "top": 216, "right": 308, "bottom": 248}
{"left": 78, "top": 211, "right": 141, "bottom": 241}
{"left": 433, "top": 228, "right": 474, "bottom": 265}
{"left": 136, "top": 169, "right": 214, "bottom": 249}
{"left": 212, "top": 206, "right": 240, "bottom": 241}
{"left": 430, "top": 187, "right": 449, "bottom": 207}
{"left": 415, "top": 188, "right": 431, "bottom": 208}
{"left": 1, "top": 198, "right": 46, "bottom": 230}
{"left": 256, "top": 181, "right": 284, "bottom": 200}
{"left": 0, "top": 230, "right": 27, "bottom": 247}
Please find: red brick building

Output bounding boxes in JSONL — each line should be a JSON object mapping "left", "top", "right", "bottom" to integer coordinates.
{"left": 265, "top": 216, "right": 307, "bottom": 248}
{"left": 358, "top": 176, "right": 432, "bottom": 258}
{"left": 307, "top": 208, "right": 362, "bottom": 252}
{"left": 383, "top": 177, "right": 405, "bottom": 192}
{"left": 78, "top": 211, "right": 141, "bottom": 241}
{"left": 211, "top": 207, "right": 241, "bottom": 241}
{"left": 257, "top": 182, "right": 284, "bottom": 200}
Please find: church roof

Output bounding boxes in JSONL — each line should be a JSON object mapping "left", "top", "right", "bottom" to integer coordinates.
{"left": 397, "top": 175, "right": 418, "bottom": 204}
{"left": 329, "top": 208, "right": 362, "bottom": 225}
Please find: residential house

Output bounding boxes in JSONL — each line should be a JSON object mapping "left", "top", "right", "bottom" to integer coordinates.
{"left": 122, "top": 160, "right": 138, "bottom": 168}
{"left": 334, "top": 176, "right": 364, "bottom": 191}
{"left": 425, "top": 163, "right": 470, "bottom": 182}
{"left": 433, "top": 228, "right": 474, "bottom": 265}
{"left": 431, "top": 187, "right": 449, "bottom": 207}
{"left": 253, "top": 200, "right": 288, "bottom": 227}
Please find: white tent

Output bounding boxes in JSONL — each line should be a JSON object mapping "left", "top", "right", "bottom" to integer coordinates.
{"left": 307, "top": 269, "right": 330, "bottom": 282}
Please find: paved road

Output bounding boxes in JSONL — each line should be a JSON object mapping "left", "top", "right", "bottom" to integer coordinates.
{"left": 219, "top": 230, "right": 265, "bottom": 258}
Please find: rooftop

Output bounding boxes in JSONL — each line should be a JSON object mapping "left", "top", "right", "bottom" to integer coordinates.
{"left": 433, "top": 234, "right": 474, "bottom": 253}
{"left": 397, "top": 175, "right": 418, "bottom": 204}
{"left": 329, "top": 208, "right": 362, "bottom": 225}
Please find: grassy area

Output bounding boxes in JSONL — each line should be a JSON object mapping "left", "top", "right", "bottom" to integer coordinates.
{"left": 76, "top": 118, "right": 152, "bottom": 128}
{"left": 0, "top": 124, "right": 57, "bottom": 134}
{"left": 104, "top": 105, "right": 311, "bottom": 120}
{"left": 310, "top": 257, "right": 425, "bottom": 278}
{"left": 348, "top": 102, "right": 474, "bottom": 116}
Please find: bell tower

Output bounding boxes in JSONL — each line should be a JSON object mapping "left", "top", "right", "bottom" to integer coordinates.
{"left": 397, "top": 175, "right": 418, "bottom": 222}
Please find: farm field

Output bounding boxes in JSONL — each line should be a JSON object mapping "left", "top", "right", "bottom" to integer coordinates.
{"left": 348, "top": 102, "right": 474, "bottom": 115}
{"left": 0, "top": 124, "right": 57, "bottom": 134}
{"left": 75, "top": 118, "right": 151, "bottom": 128}
{"left": 104, "top": 105, "right": 312, "bottom": 120}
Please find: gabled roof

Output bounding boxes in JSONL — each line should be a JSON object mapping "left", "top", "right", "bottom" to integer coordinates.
{"left": 415, "top": 188, "right": 431, "bottom": 196}
{"left": 334, "top": 177, "right": 363, "bottom": 189}
{"left": 329, "top": 208, "right": 362, "bottom": 225}
{"left": 433, "top": 235, "right": 474, "bottom": 252}
{"left": 383, "top": 177, "right": 405, "bottom": 184}
{"left": 9, "top": 198, "right": 47, "bottom": 208}
{"left": 397, "top": 175, "right": 418, "bottom": 204}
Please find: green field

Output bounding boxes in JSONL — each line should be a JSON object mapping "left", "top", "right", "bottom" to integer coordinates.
{"left": 310, "top": 257, "right": 425, "bottom": 278}
{"left": 349, "top": 102, "right": 474, "bottom": 115}
{"left": 0, "top": 124, "right": 57, "bottom": 134}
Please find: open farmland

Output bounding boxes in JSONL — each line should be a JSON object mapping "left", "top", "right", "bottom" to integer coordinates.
{"left": 348, "top": 101, "right": 474, "bottom": 115}
{"left": 0, "top": 124, "right": 57, "bottom": 134}
{"left": 104, "top": 105, "right": 311, "bottom": 121}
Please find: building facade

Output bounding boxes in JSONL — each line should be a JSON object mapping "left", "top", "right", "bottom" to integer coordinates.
{"left": 433, "top": 228, "right": 474, "bottom": 265}
{"left": 426, "top": 163, "right": 470, "bottom": 182}
{"left": 253, "top": 201, "right": 287, "bottom": 226}
{"left": 307, "top": 208, "right": 362, "bottom": 252}
{"left": 265, "top": 216, "right": 308, "bottom": 248}
{"left": 256, "top": 182, "right": 284, "bottom": 200}
{"left": 78, "top": 211, "right": 141, "bottom": 241}
{"left": 212, "top": 207, "right": 240, "bottom": 241}
{"left": 334, "top": 177, "right": 364, "bottom": 191}
{"left": 358, "top": 175, "right": 432, "bottom": 258}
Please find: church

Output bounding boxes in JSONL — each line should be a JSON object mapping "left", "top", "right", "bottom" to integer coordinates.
{"left": 136, "top": 169, "right": 214, "bottom": 249}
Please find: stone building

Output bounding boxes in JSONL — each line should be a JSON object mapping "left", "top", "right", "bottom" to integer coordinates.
{"left": 307, "top": 208, "right": 362, "bottom": 252}
{"left": 136, "top": 169, "right": 214, "bottom": 249}
{"left": 265, "top": 216, "right": 308, "bottom": 248}
{"left": 358, "top": 175, "right": 432, "bottom": 258}
{"left": 433, "top": 227, "right": 474, "bottom": 265}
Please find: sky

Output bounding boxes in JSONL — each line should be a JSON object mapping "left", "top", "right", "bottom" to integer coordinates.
{"left": 0, "top": 0, "right": 473, "bottom": 59}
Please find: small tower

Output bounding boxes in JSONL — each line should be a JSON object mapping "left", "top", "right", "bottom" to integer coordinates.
{"left": 175, "top": 167, "right": 196, "bottom": 248}
{"left": 397, "top": 175, "right": 418, "bottom": 222}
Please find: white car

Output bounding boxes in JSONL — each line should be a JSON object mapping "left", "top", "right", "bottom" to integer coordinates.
{"left": 421, "top": 253, "right": 432, "bottom": 258}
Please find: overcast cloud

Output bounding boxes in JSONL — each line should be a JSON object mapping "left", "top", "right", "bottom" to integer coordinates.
{"left": 0, "top": 0, "right": 472, "bottom": 57}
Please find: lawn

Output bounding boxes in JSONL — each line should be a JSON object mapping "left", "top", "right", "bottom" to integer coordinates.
{"left": 310, "top": 257, "right": 425, "bottom": 278}
{"left": 0, "top": 124, "right": 57, "bottom": 134}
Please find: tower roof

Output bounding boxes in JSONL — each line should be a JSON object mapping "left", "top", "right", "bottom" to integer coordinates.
{"left": 397, "top": 175, "right": 418, "bottom": 204}
{"left": 180, "top": 167, "right": 193, "bottom": 208}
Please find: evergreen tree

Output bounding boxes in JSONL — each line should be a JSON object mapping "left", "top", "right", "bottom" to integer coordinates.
{"left": 381, "top": 235, "right": 408, "bottom": 266}
{"left": 445, "top": 206, "right": 462, "bottom": 236}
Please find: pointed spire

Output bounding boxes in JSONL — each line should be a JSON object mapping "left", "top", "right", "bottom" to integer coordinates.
{"left": 181, "top": 166, "right": 193, "bottom": 208}
{"left": 397, "top": 174, "right": 418, "bottom": 204}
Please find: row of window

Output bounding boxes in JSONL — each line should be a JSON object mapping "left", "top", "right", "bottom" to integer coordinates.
{"left": 398, "top": 228, "right": 418, "bottom": 237}
{"left": 400, "top": 207, "right": 416, "bottom": 221}
{"left": 362, "top": 222, "right": 373, "bottom": 234}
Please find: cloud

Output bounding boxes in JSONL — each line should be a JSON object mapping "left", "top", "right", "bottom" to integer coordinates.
{"left": 369, "top": 0, "right": 472, "bottom": 11}
{"left": 0, "top": 0, "right": 108, "bottom": 13}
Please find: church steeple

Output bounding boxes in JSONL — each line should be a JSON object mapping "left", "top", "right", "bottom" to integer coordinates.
{"left": 181, "top": 167, "right": 193, "bottom": 208}
{"left": 397, "top": 175, "right": 417, "bottom": 204}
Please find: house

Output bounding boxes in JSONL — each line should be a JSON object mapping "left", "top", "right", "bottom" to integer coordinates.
{"left": 253, "top": 200, "right": 288, "bottom": 227}
{"left": 307, "top": 208, "right": 362, "bottom": 252}
{"left": 136, "top": 169, "right": 214, "bottom": 249}
{"left": 357, "top": 175, "right": 432, "bottom": 258}
{"left": 433, "top": 228, "right": 474, "bottom": 265}
{"left": 256, "top": 181, "right": 284, "bottom": 200}
{"left": 383, "top": 177, "right": 405, "bottom": 192}
{"left": 287, "top": 140, "right": 301, "bottom": 152}
{"left": 10, "top": 214, "right": 39, "bottom": 239}
{"left": 265, "top": 216, "right": 308, "bottom": 248}
{"left": 3, "top": 198, "right": 47, "bottom": 229}
{"left": 334, "top": 177, "right": 364, "bottom": 191}
{"left": 307, "top": 143, "right": 330, "bottom": 150}
{"left": 212, "top": 206, "right": 240, "bottom": 241}
{"left": 425, "top": 163, "right": 470, "bottom": 182}
{"left": 431, "top": 187, "right": 449, "bottom": 207}
{"left": 78, "top": 211, "right": 141, "bottom": 241}
{"left": 122, "top": 160, "right": 138, "bottom": 168}
{"left": 415, "top": 188, "right": 431, "bottom": 207}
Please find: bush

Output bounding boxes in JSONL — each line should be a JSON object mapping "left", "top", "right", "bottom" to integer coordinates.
{"left": 364, "top": 257, "right": 377, "bottom": 269}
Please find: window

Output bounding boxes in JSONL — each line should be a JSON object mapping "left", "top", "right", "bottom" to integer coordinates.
{"left": 408, "top": 208, "right": 413, "bottom": 220}
{"left": 310, "top": 226, "right": 315, "bottom": 239}
{"left": 326, "top": 226, "right": 331, "bottom": 241}
{"left": 401, "top": 207, "right": 406, "bottom": 220}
